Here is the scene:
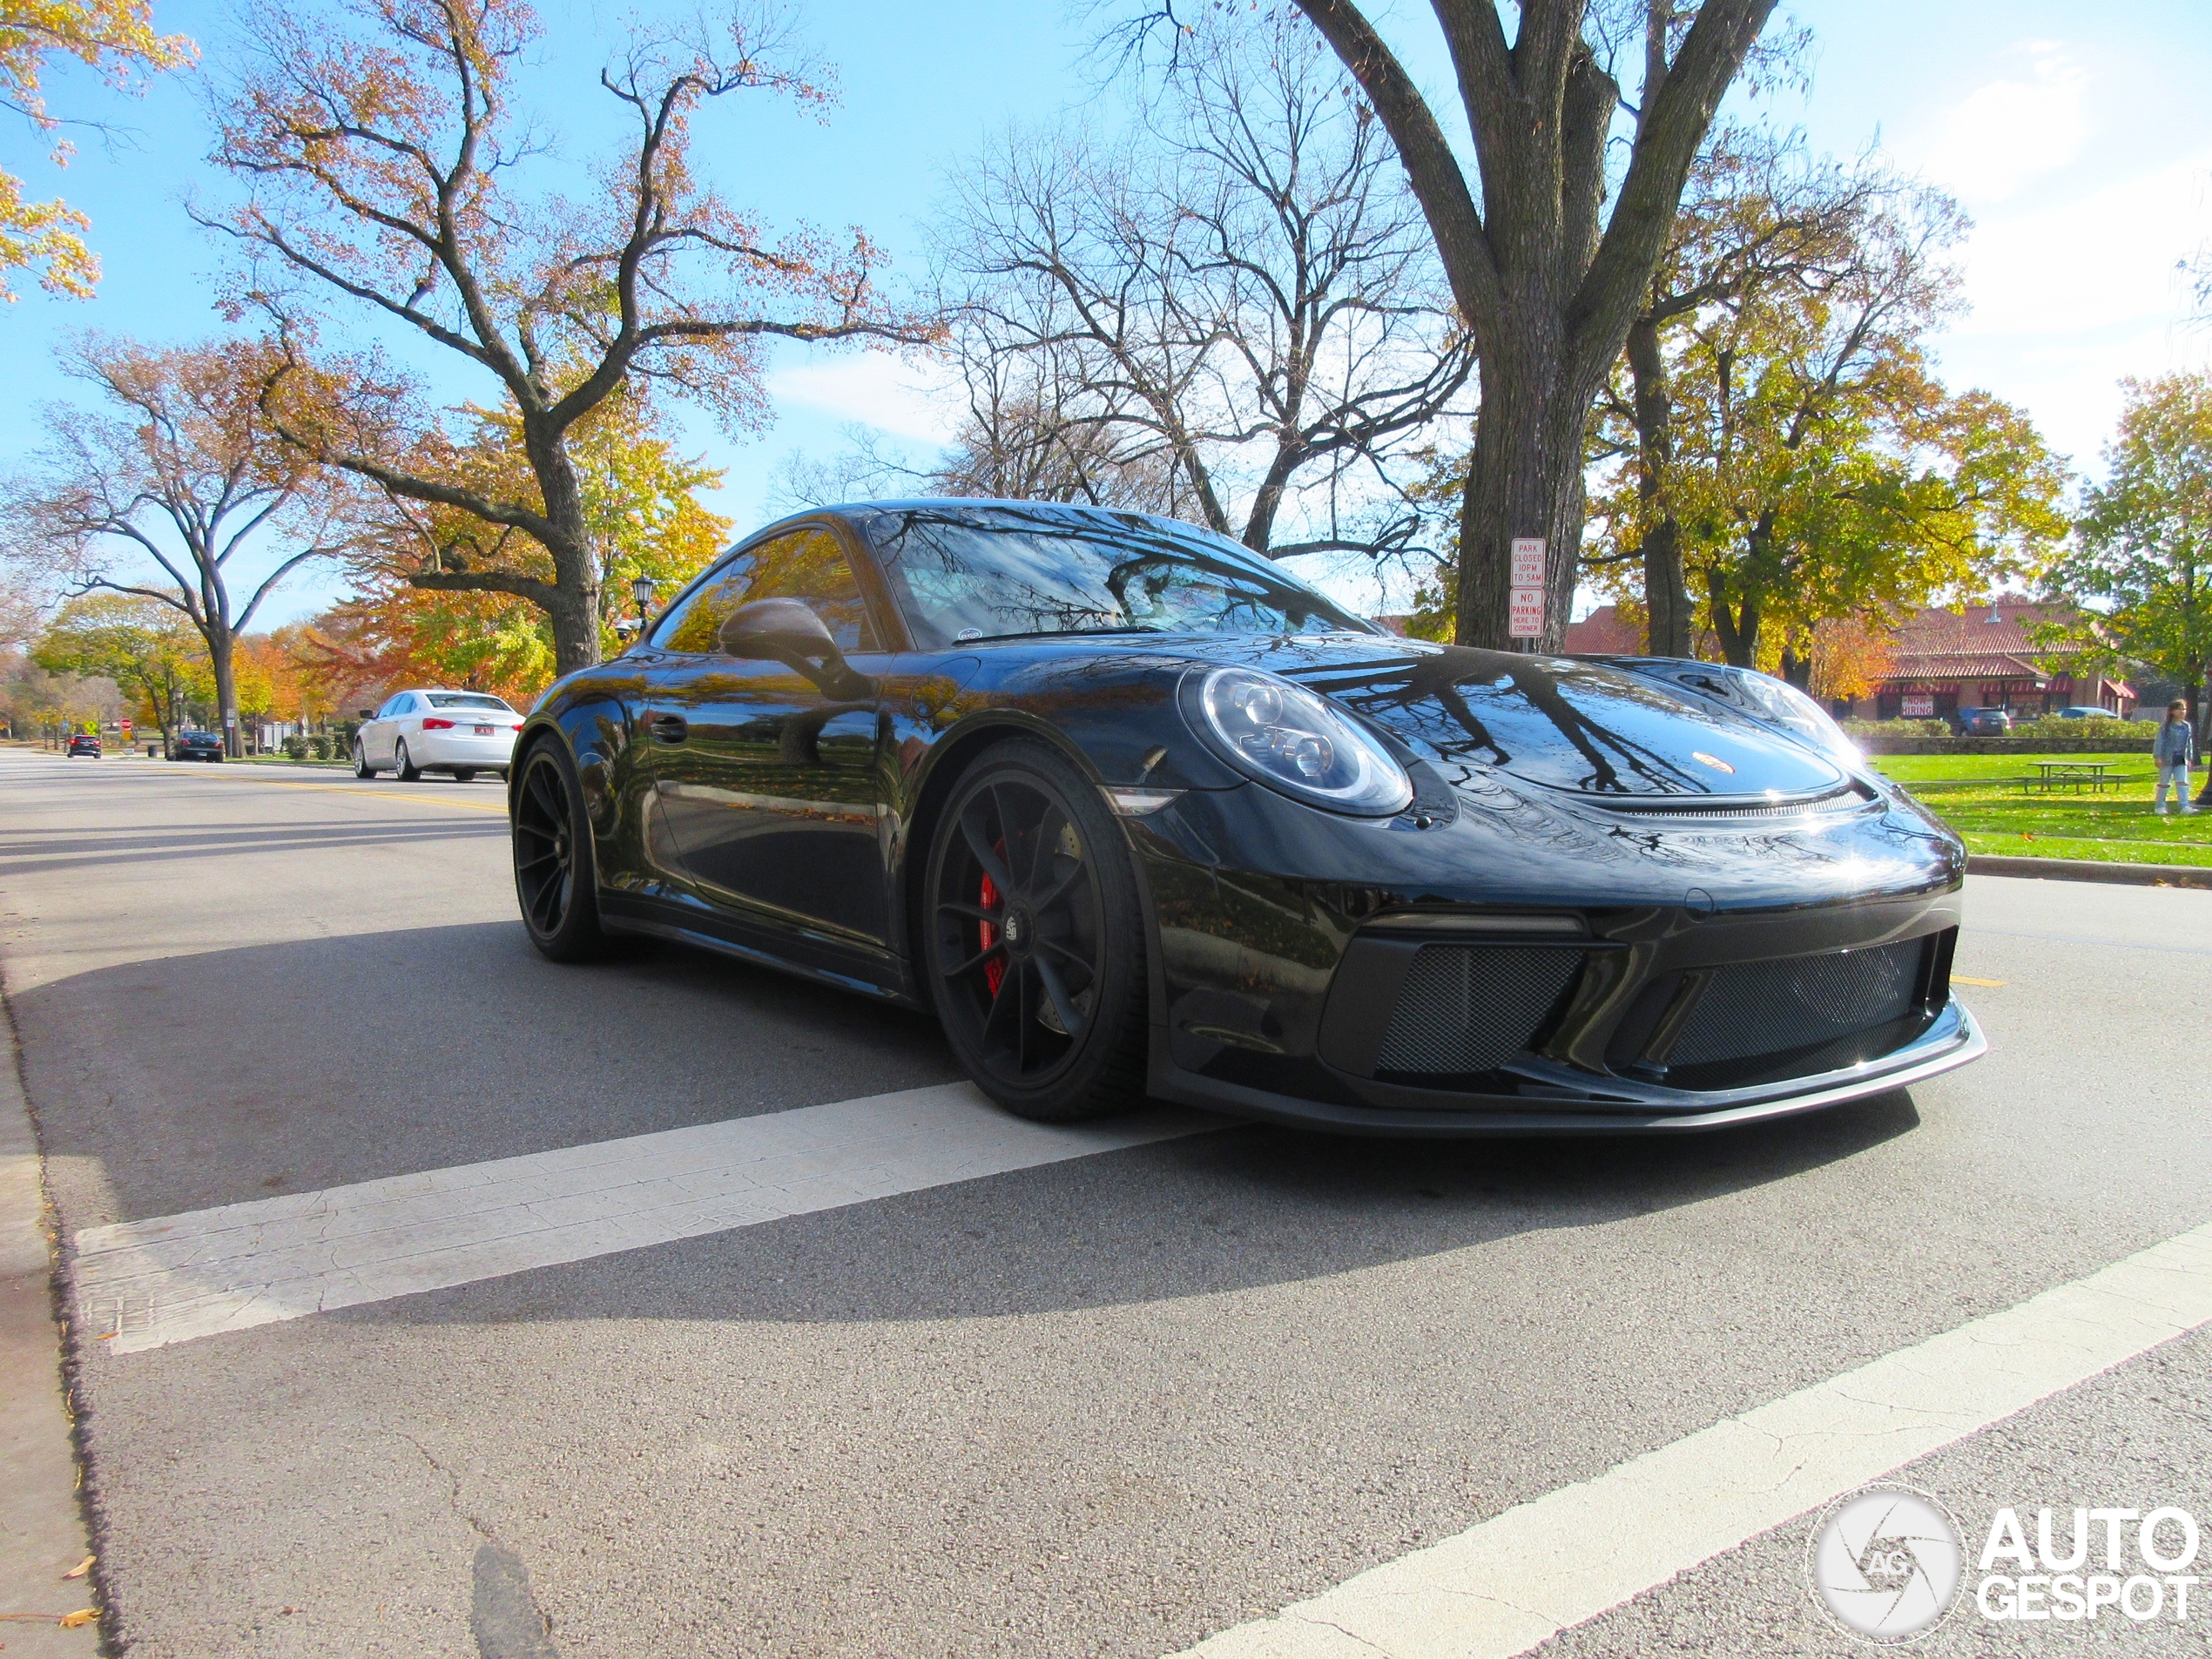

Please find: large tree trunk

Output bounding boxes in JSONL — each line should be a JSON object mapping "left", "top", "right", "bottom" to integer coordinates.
{"left": 1455, "top": 321, "right": 1592, "bottom": 651}
{"left": 1624, "top": 314, "right": 1692, "bottom": 657}
{"left": 1291, "top": 0, "right": 1775, "bottom": 648}
{"left": 524, "top": 421, "right": 604, "bottom": 677}
{"left": 207, "top": 624, "right": 239, "bottom": 757}
{"left": 1705, "top": 566, "right": 1759, "bottom": 668}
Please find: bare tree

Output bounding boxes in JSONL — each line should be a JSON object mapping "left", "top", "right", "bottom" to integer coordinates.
{"left": 933, "top": 347, "right": 1194, "bottom": 509}
{"left": 207, "top": 0, "right": 926, "bottom": 675}
{"left": 3, "top": 337, "right": 351, "bottom": 754}
{"left": 939, "top": 12, "right": 1473, "bottom": 561}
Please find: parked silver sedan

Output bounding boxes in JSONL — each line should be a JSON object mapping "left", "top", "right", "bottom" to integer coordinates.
{"left": 353, "top": 689, "right": 523, "bottom": 782}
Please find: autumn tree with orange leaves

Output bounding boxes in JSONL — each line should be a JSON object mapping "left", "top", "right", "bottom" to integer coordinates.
{"left": 0, "top": 0, "right": 192, "bottom": 296}
{"left": 205, "top": 0, "right": 924, "bottom": 676}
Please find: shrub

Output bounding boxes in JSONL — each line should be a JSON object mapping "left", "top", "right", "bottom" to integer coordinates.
{"left": 281, "top": 735, "right": 309, "bottom": 760}
{"left": 2006, "top": 714, "right": 2135, "bottom": 741}
{"left": 1840, "top": 718, "right": 1950, "bottom": 738}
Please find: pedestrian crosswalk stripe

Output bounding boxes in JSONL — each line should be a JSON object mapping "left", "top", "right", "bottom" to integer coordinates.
{"left": 74, "top": 1083, "right": 1216, "bottom": 1354}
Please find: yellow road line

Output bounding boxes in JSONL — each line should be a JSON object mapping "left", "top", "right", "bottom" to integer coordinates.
{"left": 1953, "top": 974, "right": 2006, "bottom": 988}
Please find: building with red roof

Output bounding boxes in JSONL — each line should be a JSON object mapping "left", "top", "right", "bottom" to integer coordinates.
{"left": 1852, "top": 598, "right": 2133, "bottom": 722}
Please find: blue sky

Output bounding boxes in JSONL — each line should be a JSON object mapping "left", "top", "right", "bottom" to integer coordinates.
{"left": 4, "top": 0, "right": 2209, "bottom": 625}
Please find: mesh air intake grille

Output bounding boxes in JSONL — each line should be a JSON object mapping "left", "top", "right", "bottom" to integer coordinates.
{"left": 1373, "top": 946, "right": 1587, "bottom": 1077}
{"left": 1663, "top": 937, "right": 1926, "bottom": 1081}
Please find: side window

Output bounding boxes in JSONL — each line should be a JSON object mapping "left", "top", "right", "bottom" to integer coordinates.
{"left": 377, "top": 695, "right": 404, "bottom": 718}
{"left": 651, "top": 528, "right": 880, "bottom": 655}
{"left": 391, "top": 695, "right": 416, "bottom": 717}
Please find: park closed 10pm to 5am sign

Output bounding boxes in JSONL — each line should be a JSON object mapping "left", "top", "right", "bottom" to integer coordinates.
{"left": 1510, "top": 538, "right": 1545, "bottom": 639}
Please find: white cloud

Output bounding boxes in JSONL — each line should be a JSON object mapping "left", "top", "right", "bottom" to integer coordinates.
{"left": 1953, "top": 152, "right": 2212, "bottom": 339}
{"left": 766, "top": 352, "right": 964, "bottom": 446}
{"left": 1912, "top": 42, "right": 2087, "bottom": 204}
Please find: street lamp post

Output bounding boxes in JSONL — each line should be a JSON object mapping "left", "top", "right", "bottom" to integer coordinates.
{"left": 631, "top": 574, "right": 657, "bottom": 636}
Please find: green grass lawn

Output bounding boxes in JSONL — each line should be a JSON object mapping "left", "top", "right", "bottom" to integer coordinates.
{"left": 1871, "top": 752, "right": 2212, "bottom": 867}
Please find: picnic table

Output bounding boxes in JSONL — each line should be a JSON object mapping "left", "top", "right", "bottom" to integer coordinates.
{"left": 2020, "top": 760, "right": 2122, "bottom": 795}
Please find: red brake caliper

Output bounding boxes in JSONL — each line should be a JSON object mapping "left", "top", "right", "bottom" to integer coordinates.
{"left": 979, "top": 843, "right": 1007, "bottom": 995}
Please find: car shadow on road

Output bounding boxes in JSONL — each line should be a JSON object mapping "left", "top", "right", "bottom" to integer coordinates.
{"left": 13, "top": 922, "right": 961, "bottom": 1221}
{"left": 17, "top": 918, "right": 1922, "bottom": 1324}
{"left": 342, "top": 1088, "right": 1921, "bottom": 1329}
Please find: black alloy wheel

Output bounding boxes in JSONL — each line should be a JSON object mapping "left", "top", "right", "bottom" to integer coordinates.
{"left": 925, "top": 740, "right": 1146, "bottom": 1122}
{"left": 511, "top": 742, "right": 608, "bottom": 962}
{"left": 393, "top": 738, "right": 421, "bottom": 781}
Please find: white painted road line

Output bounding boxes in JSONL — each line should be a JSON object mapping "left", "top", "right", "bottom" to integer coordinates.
{"left": 73, "top": 1083, "right": 1216, "bottom": 1354}
{"left": 1177, "top": 1218, "right": 2212, "bottom": 1659}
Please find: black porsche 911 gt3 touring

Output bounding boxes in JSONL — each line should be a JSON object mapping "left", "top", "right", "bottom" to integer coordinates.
{"left": 507, "top": 501, "right": 1981, "bottom": 1136}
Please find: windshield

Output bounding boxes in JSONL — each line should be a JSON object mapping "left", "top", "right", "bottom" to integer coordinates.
{"left": 863, "top": 503, "right": 1375, "bottom": 649}
{"left": 425, "top": 693, "right": 514, "bottom": 712}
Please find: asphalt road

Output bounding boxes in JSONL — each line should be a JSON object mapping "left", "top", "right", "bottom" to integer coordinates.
{"left": 4, "top": 744, "right": 2209, "bottom": 1658}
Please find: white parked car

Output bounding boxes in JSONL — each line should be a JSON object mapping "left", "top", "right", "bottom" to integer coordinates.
{"left": 354, "top": 689, "right": 523, "bottom": 782}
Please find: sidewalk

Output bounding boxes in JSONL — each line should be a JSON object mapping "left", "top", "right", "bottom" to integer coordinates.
{"left": 0, "top": 983, "right": 100, "bottom": 1654}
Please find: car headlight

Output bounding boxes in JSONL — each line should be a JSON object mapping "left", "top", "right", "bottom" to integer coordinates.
{"left": 1191, "top": 666, "right": 1413, "bottom": 816}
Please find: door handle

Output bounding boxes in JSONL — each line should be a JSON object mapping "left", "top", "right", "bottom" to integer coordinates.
{"left": 648, "top": 712, "right": 688, "bottom": 745}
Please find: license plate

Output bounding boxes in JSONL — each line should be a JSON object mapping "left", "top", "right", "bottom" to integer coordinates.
{"left": 474, "top": 724, "right": 496, "bottom": 736}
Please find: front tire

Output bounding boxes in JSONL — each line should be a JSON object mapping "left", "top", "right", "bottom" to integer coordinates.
{"left": 393, "top": 739, "right": 421, "bottom": 781}
{"left": 512, "top": 740, "right": 608, "bottom": 962}
{"left": 453, "top": 768, "right": 476, "bottom": 783}
{"left": 924, "top": 740, "right": 1147, "bottom": 1123}
{"left": 354, "top": 741, "right": 377, "bottom": 779}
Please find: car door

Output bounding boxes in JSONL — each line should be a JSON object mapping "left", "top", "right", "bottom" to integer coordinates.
{"left": 631, "top": 525, "right": 894, "bottom": 948}
{"left": 383, "top": 693, "right": 420, "bottom": 762}
{"left": 363, "top": 695, "right": 400, "bottom": 763}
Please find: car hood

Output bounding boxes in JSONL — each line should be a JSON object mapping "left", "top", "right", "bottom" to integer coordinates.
{"left": 1128, "top": 633, "right": 1848, "bottom": 800}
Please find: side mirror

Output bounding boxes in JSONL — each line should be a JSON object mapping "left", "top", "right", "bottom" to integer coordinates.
{"left": 357, "top": 709, "right": 374, "bottom": 720}
{"left": 718, "top": 598, "right": 874, "bottom": 701}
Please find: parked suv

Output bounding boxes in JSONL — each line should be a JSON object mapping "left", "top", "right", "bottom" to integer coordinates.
{"left": 167, "top": 730, "right": 225, "bottom": 762}
{"left": 65, "top": 732, "right": 101, "bottom": 758}
{"left": 1959, "top": 707, "right": 2013, "bottom": 735}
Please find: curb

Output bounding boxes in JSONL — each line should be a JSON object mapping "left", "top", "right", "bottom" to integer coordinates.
{"left": 1967, "top": 854, "right": 2212, "bottom": 890}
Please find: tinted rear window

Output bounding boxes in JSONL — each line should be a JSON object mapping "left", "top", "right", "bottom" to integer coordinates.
{"left": 425, "top": 693, "right": 514, "bottom": 712}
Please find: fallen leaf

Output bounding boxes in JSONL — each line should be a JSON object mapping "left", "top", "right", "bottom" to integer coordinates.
{"left": 59, "top": 1610, "right": 98, "bottom": 1629}
{"left": 62, "top": 1557, "right": 93, "bottom": 1581}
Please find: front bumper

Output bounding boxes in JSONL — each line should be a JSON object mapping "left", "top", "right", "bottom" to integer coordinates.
{"left": 1149, "top": 999, "right": 1983, "bottom": 1136}
{"left": 1124, "top": 771, "right": 1982, "bottom": 1137}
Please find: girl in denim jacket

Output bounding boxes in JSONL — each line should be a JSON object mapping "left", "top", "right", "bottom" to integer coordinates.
{"left": 2154, "top": 700, "right": 2195, "bottom": 813}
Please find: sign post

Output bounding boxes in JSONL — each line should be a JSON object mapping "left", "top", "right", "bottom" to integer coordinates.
{"left": 1508, "top": 538, "right": 1546, "bottom": 644}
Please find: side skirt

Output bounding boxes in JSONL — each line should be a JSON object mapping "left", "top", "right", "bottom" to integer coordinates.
{"left": 599, "top": 893, "right": 921, "bottom": 1009}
